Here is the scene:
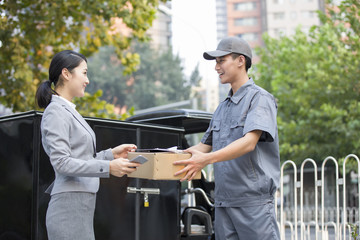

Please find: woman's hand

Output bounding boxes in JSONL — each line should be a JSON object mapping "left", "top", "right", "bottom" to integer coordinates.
{"left": 112, "top": 144, "right": 137, "bottom": 159}
{"left": 109, "top": 158, "right": 140, "bottom": 177}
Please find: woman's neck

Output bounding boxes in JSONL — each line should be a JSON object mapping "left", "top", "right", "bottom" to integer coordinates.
{"left": 54, "top": 87, "right": 72, "bottom": 102}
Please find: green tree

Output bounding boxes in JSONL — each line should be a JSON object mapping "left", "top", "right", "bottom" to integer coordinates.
{"left": 189, "top": 63, "right": 201, "bottom": 87}
{"left": 85, "top": 46, "right": 128, "bottom": 107}
{"left": 188, "top": 63, "right": 204, "bottom": 110}
{"left": 127, "top": 42, "right": 190, "bottom": 109}
{"left": 0, "top": 0, "right": 166, "bottom": 113}
{"left": 87, "top": 43, "right": 191, "bottom": 111}
{"left": 74, "top": 90, "right": 134, "bottom": 120}
{"left": 255, "top": 0, "right": 360, "bottom": 163}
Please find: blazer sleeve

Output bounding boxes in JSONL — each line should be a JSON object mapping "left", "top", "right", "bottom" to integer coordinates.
{"left": 41, "top": 105, "right": 110, "bottom": 178}
{"left": 96, "top": 149, "right": 114, "bottom": 161}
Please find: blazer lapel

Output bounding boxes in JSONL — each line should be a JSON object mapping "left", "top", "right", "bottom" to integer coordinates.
{"left": 51, "top": 96, "right": 97, "bottom": 155}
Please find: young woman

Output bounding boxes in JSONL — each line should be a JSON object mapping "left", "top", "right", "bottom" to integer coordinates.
{"left": 36, "top": 50, "right": 140, "bottom": 240}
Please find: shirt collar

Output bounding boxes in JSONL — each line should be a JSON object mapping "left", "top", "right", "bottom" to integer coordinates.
{"left": 226, "top": 78, "right": 254, "bottom": 104}
{"left": 52, "top": 95, "right": 76, "bottom": 110}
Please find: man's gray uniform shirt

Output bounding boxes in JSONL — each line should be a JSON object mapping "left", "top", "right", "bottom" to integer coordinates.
{"left": 201, "top": 78, "right": 280, "bottom": 207}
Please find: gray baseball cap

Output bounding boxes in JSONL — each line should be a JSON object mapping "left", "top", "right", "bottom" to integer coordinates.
{"left": 203, "top": 36, "right": 252, "bottom": 60}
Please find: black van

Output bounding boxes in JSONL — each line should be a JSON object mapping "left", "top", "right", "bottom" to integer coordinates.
{"left": 0, "top": 109, "right": 214, "bottom": 240}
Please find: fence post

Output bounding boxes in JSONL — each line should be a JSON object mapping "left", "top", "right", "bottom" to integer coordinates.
{"left": 281, "top": 160, "right": 298, "bottom": 240}
{"left": 321, "top": 156, "right": 340, "bottom": 240}
{"left": 342, "top": 154, "right": 360, "bottom": 240}
{"left": 300, "top": 158, "right": 318, "bottom": 240}
{"left": 279, "top": 154, "right": 359, "bottom": 240}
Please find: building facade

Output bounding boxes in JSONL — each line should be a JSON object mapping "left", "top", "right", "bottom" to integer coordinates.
{"left": 266, "top": 0, "right": 324, "bottom": 38}
{"left": 148, "top": 2, "right": 173, "bottom": 50}
{"left": 216, "top": 0, "right": 325, "bottom": 44}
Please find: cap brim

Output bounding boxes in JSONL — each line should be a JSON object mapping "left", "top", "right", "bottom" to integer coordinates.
{"left": 203, "top": 50, "right": 231, "bottom": 60}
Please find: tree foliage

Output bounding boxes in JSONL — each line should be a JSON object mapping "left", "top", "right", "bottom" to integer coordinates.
{"left": 86, "top": 43, "right": 191, "bottom": 111}
{"left": 0, "top": 0, "right": 166, "bottom": 113}
{"left": 74, "top": 90, "right": 134, "bottom": 120}
{"left": 255, "top": 0, "right": 360, "bottom": 163}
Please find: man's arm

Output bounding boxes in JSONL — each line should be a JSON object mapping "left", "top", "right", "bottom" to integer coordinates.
{"left": 209, "top": 130, "right": 262, "bottom": 164}
{"left": 187, "top": 142, "right": 212, "bottom": 153}
{"left": 174, "top": 130, "right": 262, "bottom": 181}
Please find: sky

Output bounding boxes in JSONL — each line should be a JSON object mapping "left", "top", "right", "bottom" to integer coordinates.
{"left": 171, "top": 0, "right": 218, "bottom": 85}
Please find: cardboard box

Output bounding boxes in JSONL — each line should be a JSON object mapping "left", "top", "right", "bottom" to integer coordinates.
{"left": 127, "top": 152, "right": 201, "bottom": 180}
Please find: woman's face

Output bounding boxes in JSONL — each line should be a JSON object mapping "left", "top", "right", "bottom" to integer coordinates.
{"left": 67, "top": 60, "right": 89, "bottom": 99}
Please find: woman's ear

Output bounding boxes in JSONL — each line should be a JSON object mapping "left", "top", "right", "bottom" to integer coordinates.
{"left": 61, "top": 68, "right": 71, "bottom": 81}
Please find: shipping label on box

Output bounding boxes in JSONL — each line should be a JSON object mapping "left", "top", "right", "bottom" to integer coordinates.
{"left": 127, "top": 152, "right": 201, "bottom": 180}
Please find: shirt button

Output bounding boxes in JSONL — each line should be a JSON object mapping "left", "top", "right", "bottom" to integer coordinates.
{"left": 93, "top": 153, "right": 96, "bottom": 158}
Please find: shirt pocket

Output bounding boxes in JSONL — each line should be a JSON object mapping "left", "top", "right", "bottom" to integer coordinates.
{"left": 211, "top": 120, "right": 220, "bottom": 131}
{"left": 211, "top": 120, "right": 221, "bottom": 141}
{"left": 229, "top": 115, "right": 246, "bottom": 138}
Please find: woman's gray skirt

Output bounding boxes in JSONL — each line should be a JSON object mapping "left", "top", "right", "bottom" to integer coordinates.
{"left": 46, "top": 192, "right": 96, "bottom": 240}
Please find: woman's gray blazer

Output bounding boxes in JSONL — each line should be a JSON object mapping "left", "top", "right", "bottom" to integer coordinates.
{"left": 41, "top": 96, "right": 114, "bottom": 195}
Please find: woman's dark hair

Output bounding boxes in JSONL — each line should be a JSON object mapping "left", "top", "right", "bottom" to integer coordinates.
{"left": 35, "top": 50, "right": 87, "bottom": 108}
{"left": 231, "top": 53, "right": 252, "bottom": 72}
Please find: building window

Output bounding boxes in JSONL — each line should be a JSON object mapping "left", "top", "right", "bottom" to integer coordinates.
{"left": 290, "top": 11, "right": 297, "bottom": 19}
{"left": 274, "top": 28, "right": 286, "bottom": 37}
{"left": 167, "top": 36, "right": 172, "bottom": 47}
{"left": 238, "top": 32, "right": 258, "bottom": 41}
{"left": 217, "top": 16, "right": 225, "bottom": 22}
{"left": 302, "top": 11, "right": 315, "bottom": 18}
{"left": 234, "top": 2, "right": 257, "bottom": 11}
{"left": 273, "top": 12, "right": 285, "bottom": 20}
{"left": 273, "top": 0, "right": 285, "bottom": 4}
{"left": 167, "top": 21, "right": 172, "bottom": 32}
{"left": 302, "top": 27, "right": 310, "bottom": 34}
{"left": 289, "top": 28, "right": 297, "bottom": 35}
{"left": 234, "top": 17, "right": 258, "bottom": 26}
{"left": 217, "top": 7, "right": 227, "bottom": 15}
{"left": 217, "top": 23, "right": 227, "bottom": 31}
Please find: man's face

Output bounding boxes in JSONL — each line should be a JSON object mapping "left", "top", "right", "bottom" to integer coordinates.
{"left": 215, "top": 54, "right": 239, "bottom": 85}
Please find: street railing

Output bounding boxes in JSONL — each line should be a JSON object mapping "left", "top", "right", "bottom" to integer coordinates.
{"left": 278, "top": 154, "right": 360, "bottom": 240}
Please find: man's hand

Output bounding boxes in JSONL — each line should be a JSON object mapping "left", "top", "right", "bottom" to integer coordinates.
{"left": 173, "top": 130, "right": 262, "bottom": 182}
{"left": 112, "top": 144, "right": 137, "bottom": 159}
{"left": 173, "top": 148, "right": 211, "bottom": 182}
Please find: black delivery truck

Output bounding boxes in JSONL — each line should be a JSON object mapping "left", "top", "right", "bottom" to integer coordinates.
{"left": 0, "top": 109, "right": 215, "bottom": 240}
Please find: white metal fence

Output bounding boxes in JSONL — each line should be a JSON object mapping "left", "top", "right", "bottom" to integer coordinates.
{"left": 277, "top": 154, "right": 360, "bottom": 240}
